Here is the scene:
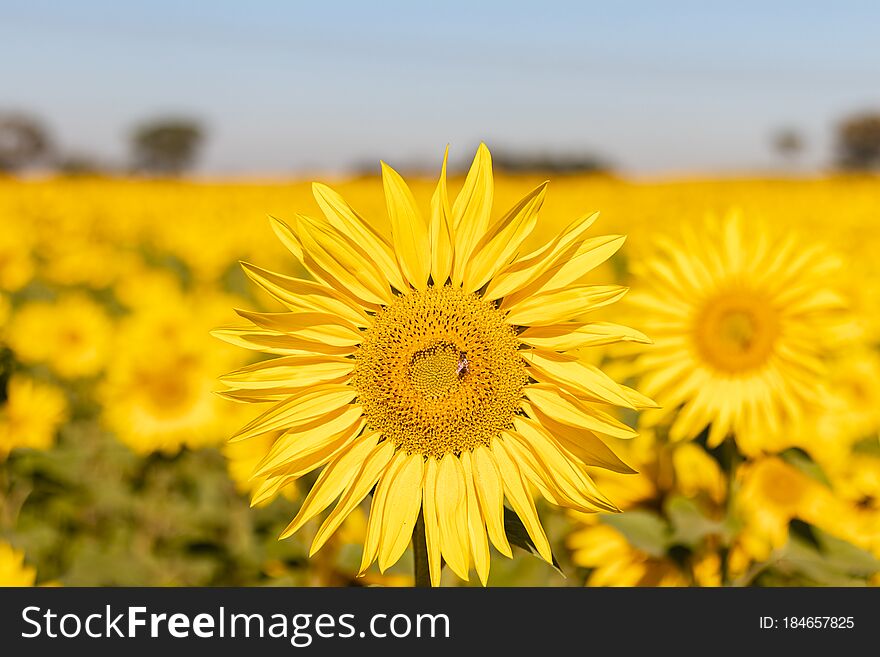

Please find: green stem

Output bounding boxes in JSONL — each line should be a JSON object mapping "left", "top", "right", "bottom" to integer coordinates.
{"left": 412, "top": 511, "right": 431, "bottom": 588}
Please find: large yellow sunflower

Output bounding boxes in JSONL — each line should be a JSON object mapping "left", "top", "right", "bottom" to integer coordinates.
{"left": 628, "top": 212, "right": 847, "bottom": 455}
{"left": 215, "top": 144, "right": 653, "bottom": 585}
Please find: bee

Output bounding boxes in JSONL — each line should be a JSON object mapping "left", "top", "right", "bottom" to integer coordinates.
{"left": 456, "top": 353, "right": 469, "bottom": 377}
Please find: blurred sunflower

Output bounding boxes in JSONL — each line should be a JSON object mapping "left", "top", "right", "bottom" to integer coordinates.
{"left": 0, "top": 374, "right": 68, "bottom": 459}
{"left": 100, "top": 289, "right": 249, "bottom": 455}
{"left": 736, "top": 457, "right": 843, "bottom": 560}
{"left": 0, "top": 542, "right": 37, "bottom": 586}
{"left": 568, "top": 520, "right": 688, "bottom": 586}
{"left": 216, "top": 144, "right": 654, "bottom": 585}
{"left": 8, "top": 293, "right": 114, "bottom": 379}
{"left": 628, "top": 212, "right": 847, "bottom": 455}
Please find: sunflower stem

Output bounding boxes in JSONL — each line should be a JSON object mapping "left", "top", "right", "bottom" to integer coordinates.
{"left": 412, "top": 511, "right": 431, "bottom": 588}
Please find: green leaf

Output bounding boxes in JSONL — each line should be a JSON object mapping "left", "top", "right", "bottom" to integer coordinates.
{"left": 665, "top": 495, "right": 729, "bottom": 547}
{"left": 779, "top": 448, "right": 831, "bottom": 487}
{"left": 775, "top": 527, "right": 880, "bottom": 586}
{"left": 602, "top": 510, "right": 670, "bottom": 558}
{"left": 502, "top": 507, "right": 564, "bottom": 576}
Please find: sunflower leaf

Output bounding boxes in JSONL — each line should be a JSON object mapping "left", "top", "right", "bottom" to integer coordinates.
{"left": 602, "top": 510, "right": 670, "bottom": 558}
{"left": 502, "top": 507, "right": 564, "bottom": 576}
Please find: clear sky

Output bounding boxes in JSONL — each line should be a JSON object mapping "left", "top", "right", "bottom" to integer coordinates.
{"left": 2, "top": 0, "right": 878, "bottom": 175}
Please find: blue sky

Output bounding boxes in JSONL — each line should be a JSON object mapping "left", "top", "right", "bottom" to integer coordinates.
{"left": 2, "top": 1, "right": 878, "bottom": 175}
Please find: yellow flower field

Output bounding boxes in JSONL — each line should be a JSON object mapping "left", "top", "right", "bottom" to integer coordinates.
{"left": 1, "top": 166, "right": 878, "bottom": 586}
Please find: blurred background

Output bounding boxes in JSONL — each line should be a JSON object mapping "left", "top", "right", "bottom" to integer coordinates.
{"left": 1, "top": 1, "right": 879, "bottom": 586}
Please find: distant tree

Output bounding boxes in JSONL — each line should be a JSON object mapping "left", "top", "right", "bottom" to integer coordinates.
{"left": 0, "top": 113, "right": 51, "bottom": 172}
{"left": 130, "top": 118, "right": 204, "bottom": 175}
{"left": 836, "top": 112, "right": 880, "bottom": 171}
{"left": 491, "top": 148, "right": 612, "bottom": 174}
{"left": 772, "top": 128, "right": 804, "bottom": 165}
{"left": 56, "top": 154, "right": 104, "bottom": 176}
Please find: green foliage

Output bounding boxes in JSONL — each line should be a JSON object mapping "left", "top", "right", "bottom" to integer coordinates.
{"left": 0, "top": 423, "right": 309, "bottom": 586}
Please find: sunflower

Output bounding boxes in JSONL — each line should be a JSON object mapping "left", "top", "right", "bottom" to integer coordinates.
{"left": 0, "top": 374, "right": 68, "bottom": 459}
{"left": 215, "top": 144, "right": 653, "bottom": 585}
{"left": 628, "top": 212, "right": 847, "bottom": 455}
{"left": 0, "top": 542, "right": 37, "bottom": 587}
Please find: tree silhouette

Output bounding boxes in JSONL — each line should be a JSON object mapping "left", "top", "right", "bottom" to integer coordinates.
{"left": 772, "top": 129, "right": 804, "bottom": 167}
{"left": 836, "top": 113, "right": 880, "bottom": 171}
{"left": 0, "top": 113, "right": 51, "bottom": 172}
{"left": 131, "top": 118, "right": 204, "bottom": 175}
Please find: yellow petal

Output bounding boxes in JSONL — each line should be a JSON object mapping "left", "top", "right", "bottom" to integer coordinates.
{"left": 519, "top": 321, "right": 651, "bottom": 351}
{"left": 460, "top": 451, "right": 491, "bottom": 585}
{"left": 483, "top": 211, "right": 599, "bottom": 301}
{"left": 254, "top": 407, "right": 365, "bottom": 477}
{"left": 520, "top": 401, "right": 636, "bottom": 473}
{"left": 522, "top": 350, "right": 634, "bottom": 408}
{"left": 211, "top": 325, "right": 354, "bottom": 356}
{"left": 310, "top": 439, "right": 395, "bottom": 555}
{"left": 462, "top": 182, "right": 546, "bottom": 293}
{"left": 491, "top": 438, "right": 553, "bottom": 563}
{"left": 359, "top": 464, "right": 391, "bottom": 575}
{"left": 234, "top": 309, "right": 361, "bottom": 347}
{"left": 470, "top": 446, "right": 512, "bottom": 557}
{"left": 312, "top": 182, "right": 408, "bottom": 293}
{"left": 523, "top": 384, "right": 638, "bottom": 439}
{"left": 451, "top": 143, "right": 493, "bottom": 286}
{"left": 251, "top": 474, "right": 294, "bottom": 506}
{"left": 381, "top": 161, "right": 430, "bottom": 290}
{"left": 434, "top": 453, "right": 470, "bottom": 580}
{"left": 240, "top": 261, "right": 368, "bottom": 326}
{"left": 231, "top": 384, "right": 357, "bottom": 442}
{"left": 422, "top": 457, "right": 443, "bottom": 586}
{"left": 219, "top": 355, "right": 353, "bottom": 390}
{"left": 378, "top": 452, "right": 425, "bottom": 572}
{"left": 295, "top": 214, "right": 392, "bottom": 306}
{"left": 429, "top": 147, "right": 454, "bottom": 285}
{"left": 509, "top": 421, "right": 618, "bottom": 512}
{"left": 269, "top": 215, "right": 305, "bottom": 261}
{"left": 503, "top": 234, "right": 626, "bottom": 307}
{"left": 504, "top": 284, "right": 628, "bottom": 326}
{"left": 279, "top": 431, "right": 380, "bottom": 539}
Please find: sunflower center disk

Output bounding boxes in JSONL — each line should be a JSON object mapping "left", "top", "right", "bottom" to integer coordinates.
{"left": 408, "top": 343, "right": 467, "bottom": 399}
{"left": 352, "top": 285, "right": 527, "bottom": 459}
{"left": 693, "top": 290, "right": 779, "bottom": 374}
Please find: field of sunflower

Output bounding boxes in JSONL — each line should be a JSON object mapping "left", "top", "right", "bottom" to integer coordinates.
{"left": 1, "top": 147, "right": 879, "bottom": 587}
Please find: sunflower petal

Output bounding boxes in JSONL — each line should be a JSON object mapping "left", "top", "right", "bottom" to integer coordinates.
{"left": 219, "top": 355, "right": 354, "bottom": 390}
{"left": 462, "top": 182, "right": 546, "bottom": 293}
{"left": 518, "top": 321, "right": 651, "bottom": 351}
{"left": 310, "top": 439, "right": 395, "bottom": 555}
{"left": 312, "top": 182, "right": 408, "bottom": 292}
{"left": 240, "top": 261, "right": 368, "bottom": 326}
{"left": 382, "top": 161, "right": 430, "bottom": 290}
{"left": 522, "top": 350, "right": 634, "bottom": 408}
{"left": 231, "top": 384, "right": 357, "bottom": 442}
{"left": 491, "top": 438, "right": 553, "bottom": 563}
{"left": 234, "top": 309, "right": 362, "bottom": 346}
{"left": 520, "top": 401, "right": 636, "bottom": 473}
{"left": 451, "top": 143, "right": 493, "bottom": 286}
{"left": 422, "top": 457, "right": 443, "bottom": 586}
{"left": 504, "top": 285, "right": 628, "bottom": 326}
{"left": 429, "top": 147, "right": 454, "bottom": 286}
{"left": 253, "top": 406, "right": 365, "bottom": 477}
{"left": 523, "top": 384, "right": 638, "bottom": 439}
{"left": 460, "top": 451, "right": 491, "bottom": 585}
{"left": 279, "top": 431, "right": 381, "bottom": 539}
{"left": 470, "top": 446, "right": 512, "bottom": 557}
{"left": 483, "top": 211, "right": 599, "bottom": 300}
{"left": 378, "top": 452, "right": 425, "bottom": 572}
{"left": 434, "top": 453, "right": 470, "bottom": 580}
{"left": 295, "top": 214, "right": 392, "bottom": 306}
{"left": 503, "top": 234, "right": 626, "bottom": 306}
